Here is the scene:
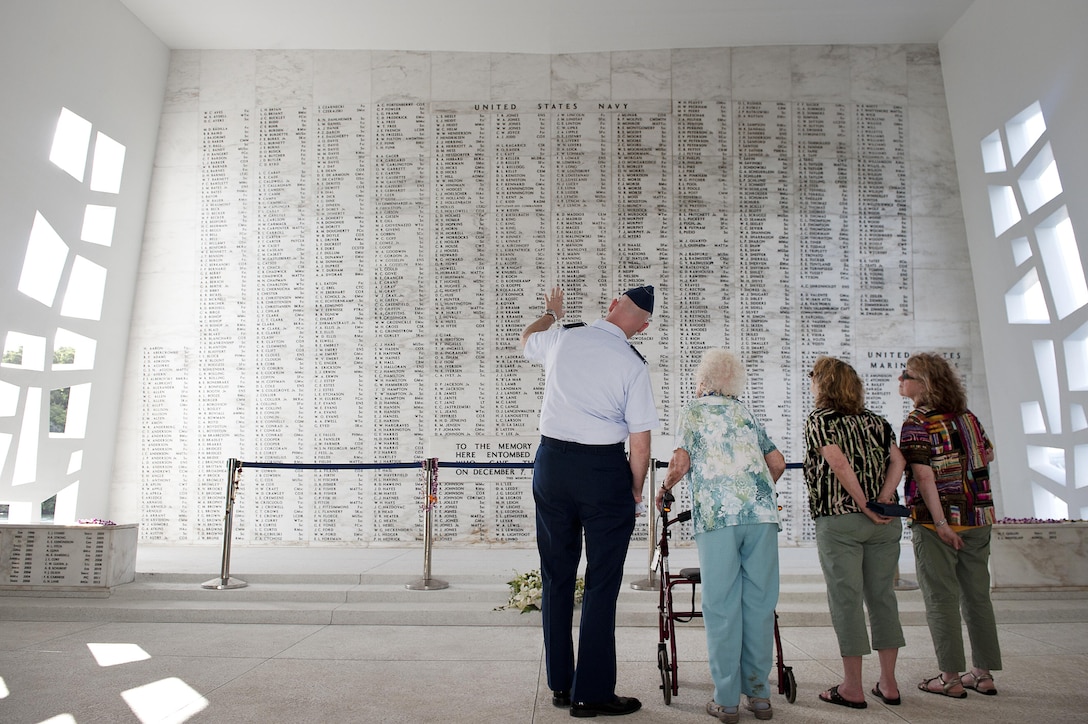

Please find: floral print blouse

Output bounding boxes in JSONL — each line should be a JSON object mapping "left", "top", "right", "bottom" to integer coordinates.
{"left": 674, "top": 395, "right": 782, "bottom": 535}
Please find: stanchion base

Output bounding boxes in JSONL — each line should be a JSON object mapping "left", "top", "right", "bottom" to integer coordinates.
{"left": 630, "top": 576, "right": 659, "bottom": 591}
{"left": 201, "top": 577, "right": 248, "bottom": 590}
{"left": 405, "top": 578, "right": 449, "bottom": 591}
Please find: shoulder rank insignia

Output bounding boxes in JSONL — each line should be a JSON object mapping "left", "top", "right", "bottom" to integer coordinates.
{"left": 629, "top": 344, "right": 646, "bottom": 363}
{"left": 562, "top": 322, "right": 586, "bottom": 329}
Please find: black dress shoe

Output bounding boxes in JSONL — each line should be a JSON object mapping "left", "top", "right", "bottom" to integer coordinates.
{"left": 570, "top": 696, "right": 642, "bottom": 717}
{"left": 553, "top": 690, "right": 571, "bottom": 707}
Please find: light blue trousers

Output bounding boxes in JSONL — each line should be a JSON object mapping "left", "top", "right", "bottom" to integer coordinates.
{"left": 695, "top": 523, "right": 780, "bottom": 707}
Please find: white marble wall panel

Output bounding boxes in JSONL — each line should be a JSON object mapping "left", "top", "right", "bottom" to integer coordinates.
{"left": 850, "top": 45, "right": 908, "bottom": 105}
{"left": 200, "top": 51, "right": 257, "bottom": 109}
{"left": 791, "top": 45, "right": 851, "bottom": 102}
{"left": 490, "top": 53, "right": 551, "bottom": 99}
{"left": 671, "top": 47, "right": 731, "bottom": 98}
{"left": 432, "top": 52, "right": 491, "bottom": 100}
{"left": 256, "top": 51, "right": 314, "bottom": 107}
{"left": 118, "top": 44, "right": 981, "bottom": 547}
{"left": 163, "top": 50, "right": 200, "bottom": 113}
{"left": 732, "top": 46, "right": 791, "bottom": 100}
{"left": 314, "top": 51, "right": 372, "bottom": 104}
{"left": 372, "top": 50, "right": 431, "bottom": 101}
{"left": 610, "top": 49, "right": 671, "bottom": 99}
{"left": 551, "top": 52, "right": 611, "bottom": 99}
{"left": 905, "top": 44, "right": 947, "bottom": 108}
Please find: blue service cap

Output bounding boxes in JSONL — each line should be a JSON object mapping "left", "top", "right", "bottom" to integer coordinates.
{"left": 624, "top": 285, "right": 654, "bottom": 314}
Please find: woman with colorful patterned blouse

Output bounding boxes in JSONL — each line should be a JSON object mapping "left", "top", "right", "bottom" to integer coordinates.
{"left": 804, "top": 356, "right": 907, "bottom": 710}
{"left": 899, "top": 352, "right": 1000, "bottom": 698}
{"left": 656, "top": 349, "right": 785, "bottom": 724}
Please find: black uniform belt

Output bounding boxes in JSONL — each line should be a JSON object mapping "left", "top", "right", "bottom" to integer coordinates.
{"left": 540, "top": 435, "right": 625, "bottom": 454}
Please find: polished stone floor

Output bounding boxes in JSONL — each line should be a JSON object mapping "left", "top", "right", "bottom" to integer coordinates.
{"left": 0, "top": 544, "right": 1085, "bottom": 723}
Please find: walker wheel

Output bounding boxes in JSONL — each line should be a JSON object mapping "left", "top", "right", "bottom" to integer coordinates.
{"left": 782, "top": 666, "right": 796, "bottom": 703}
{"left": 657, "top": 644, "right": 672, "bottom": 705}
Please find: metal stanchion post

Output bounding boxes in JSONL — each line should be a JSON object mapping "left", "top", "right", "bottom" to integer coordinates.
{"left": 202, "top": 458, "right": 248, "bottom": 590}
{"left": 630, "top": 458, "right": 659, "bottom": 591}
{"left": 406, "top": 458, "right": 449, "bottom": 591}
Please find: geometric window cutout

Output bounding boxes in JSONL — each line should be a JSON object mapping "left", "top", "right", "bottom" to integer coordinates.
{"left": 1006, "top": 101, "right": 1046, "bottom": 167}
{"left": 13, "top": 387, "right": 42, "bottom": 485}
{"left": 1033, "top": 339, "right": 1062, "bottom": 435}
{"left": 18, "top": 212, "right": 70, "bottom": 307}
{"left": 980, "top": 129, "right": 1006, "bottom": 173}
{"left": 2, "top": 332, "right": 47, "bottom": 371}
{"left": 1074, "top": 404, "right": 1088, "bottom": 433}
{"left": 53, "top": 328, "right": 97, "bottom": 370}
{"left": 4, "top": 502, "right": 35, "bottom": 523}
{"left": 1070, "top": 400, "right": 1088, "bottom": 428}
{"left": 41, "top": 494, "right": 57, "bottom": 522}
{"left": 89, "top": 132, "right": 125, "bottom": 194}
{"left": 0, "top": 381, "right": 18, "bottom": 416}
{"left": 988, "top": 184, "right": 1021, "bottom": 236}
{"left": 68, "top": 449, "right": 83, "bottom": 474}
{"left": 1011, "top": 236, "right": 1032, "bottom": 266}
{"left": 52, "top": 480, "right": 79, "bottom": 525}
{"left": 122, "top": 677, "right": 209, "bottom": 723}
{"left": 1077, "top": 444, "right": 1088, "bottom": 488}
{"left": 1031, "top": 481, "right": 1068, "bottom": 520}
{"left": 1037, "top": 207, "right": 1088, "bottom": 320}
{"left": 1005, "top": 267, "right": 1050, "bottom": 323}
{"left": 1021, "top": 400, "right": 1047, "bottom": 434}
{"left": 1018, "top": 142, "right": 1062, "bottom": 214}
{"left": 0, "top": 433, "right": 10, "bottom": 474}
{"left": 49, "top": 386, "right": 71, "bottom": 433}
{"left": 60, "top": 256, "right": 107, "bottom": 320}
{"left": 1065, "top": 319, "right": 1088, "bottom": 391}
{"left": 1027, "top": 445, "right": 1066, "bottom": 485}
{"left": 81, "top": 204, "right": 117, "bottom": 246}
{"left": 49, "top": 107, "right": 92, "bottom": 182}
{"left": 49, "top": 382, "right": 90, "bottom": 439}
{"left": 88, "top": 642, "right": 151, "bottom": 667}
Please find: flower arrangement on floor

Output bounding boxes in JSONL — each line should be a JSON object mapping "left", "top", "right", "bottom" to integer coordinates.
{"left": 996, "top": 517, "right": 1083, "bottom": 524}
{"left": 498, "top": 569, "right": 585, "bottom": 613}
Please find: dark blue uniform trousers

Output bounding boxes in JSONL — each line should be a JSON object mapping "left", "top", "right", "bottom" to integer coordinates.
{"left": 533, "top": 436, "right": 636, "bottom": 703}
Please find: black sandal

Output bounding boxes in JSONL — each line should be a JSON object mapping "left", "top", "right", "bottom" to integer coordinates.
{"left": 820, "top": 685, "right": 868, "bottom": 709}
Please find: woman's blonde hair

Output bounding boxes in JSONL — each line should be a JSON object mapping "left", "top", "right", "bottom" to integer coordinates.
{"left": 810, "top": 356, "right": 865, "bottom": 415}
{"left": 906, "top": 352, "right": 967, "bottom": 412}
{"left": 695, "top": 349, "right": 746, "bottom": 397}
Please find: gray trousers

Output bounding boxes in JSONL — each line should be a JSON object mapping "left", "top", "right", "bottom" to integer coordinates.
{"left": 912, "top": 523, "right": 1003, "bottom": 672}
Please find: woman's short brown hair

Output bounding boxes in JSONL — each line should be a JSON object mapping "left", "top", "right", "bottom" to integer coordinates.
{"left": 810, "top": 356, "right": 865, "bottom": 415}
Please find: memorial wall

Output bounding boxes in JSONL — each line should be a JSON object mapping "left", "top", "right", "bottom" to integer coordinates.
{"left": 113, "top": 45, "right": 980, "bottom": 547}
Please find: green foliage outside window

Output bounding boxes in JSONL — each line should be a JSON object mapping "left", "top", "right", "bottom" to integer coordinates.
{"left": 49, "top": 347, "right": 76, "bottom": 433}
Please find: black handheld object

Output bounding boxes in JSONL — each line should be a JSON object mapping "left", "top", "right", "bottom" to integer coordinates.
{"left": 866, "top": 500, "right": 911, "bottom": 517}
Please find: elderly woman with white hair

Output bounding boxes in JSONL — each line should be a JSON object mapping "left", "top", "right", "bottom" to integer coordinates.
{"left": 656, "top": 349, "right": 786, "bottom": 724}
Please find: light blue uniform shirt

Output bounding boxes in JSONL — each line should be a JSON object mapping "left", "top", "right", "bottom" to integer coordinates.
{"left": 524, "top": 319, "right": 660, "bottom": 445}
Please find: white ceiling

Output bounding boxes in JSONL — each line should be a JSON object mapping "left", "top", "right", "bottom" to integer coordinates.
{"left": 118, "top": 0, "right": 975, "bottom": 54}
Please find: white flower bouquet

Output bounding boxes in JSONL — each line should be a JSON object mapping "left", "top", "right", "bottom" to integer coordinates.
{"left": 499, "top": 568, "right": 585, "bottom": 613}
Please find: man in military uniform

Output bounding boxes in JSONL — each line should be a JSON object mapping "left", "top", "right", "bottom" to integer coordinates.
{"left": 521, "top": 285, "right": 660, "bottom": 717}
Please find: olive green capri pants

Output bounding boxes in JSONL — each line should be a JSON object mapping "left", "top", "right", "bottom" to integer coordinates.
{"left": 815, "top": 512, "right": 905, "bottom": 657}
{"left": 912, "top": 523, "right": 1002, "bottom": 673}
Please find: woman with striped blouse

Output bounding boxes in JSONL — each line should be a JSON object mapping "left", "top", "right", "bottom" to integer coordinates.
{"left": 804, "top": 356, "right": 907, "bottom": 710}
